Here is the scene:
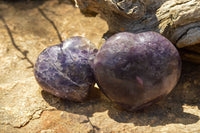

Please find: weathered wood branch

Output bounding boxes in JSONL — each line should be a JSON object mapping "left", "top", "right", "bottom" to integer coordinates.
{"left": 75, "top": 0, "right": 200, "bottom": 63}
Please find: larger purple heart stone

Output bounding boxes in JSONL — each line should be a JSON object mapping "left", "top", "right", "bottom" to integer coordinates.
{"left": 93, "top": 31, "right": 182, "bottom": 111}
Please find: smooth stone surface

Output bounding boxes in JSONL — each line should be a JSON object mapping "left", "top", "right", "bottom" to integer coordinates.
{"left": 93, "top": 32, "right": 181, "bottom": 111}
{"left": 34, "top": 37, "right": 97, "bottom": 102}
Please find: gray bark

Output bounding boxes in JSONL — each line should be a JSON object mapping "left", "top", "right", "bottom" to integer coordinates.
{"left": 75, "top": 0, "right": 200, "bottom": 63}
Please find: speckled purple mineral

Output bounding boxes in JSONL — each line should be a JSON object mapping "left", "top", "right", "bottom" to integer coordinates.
{"left": 93, "top": 32, "right": 182, "bottom": 111}
{"left": 34, "top": 37, "right": 97, "bottom": 102}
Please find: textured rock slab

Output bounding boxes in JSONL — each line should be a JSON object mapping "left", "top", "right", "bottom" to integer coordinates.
{"left": 0, "top": 0, "right": 200, "bottom": 133}
{"left": 0, "top": 77, "right": 53, "bottom": 128}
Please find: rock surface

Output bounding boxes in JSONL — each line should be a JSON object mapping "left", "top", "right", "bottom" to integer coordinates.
{"left": 0, "top": 0, "right": 200, "bottom": 133}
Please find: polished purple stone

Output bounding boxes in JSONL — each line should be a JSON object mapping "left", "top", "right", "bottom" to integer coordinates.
{"left": 34, "top": 37, "right": 98, "bottom": 102}
{"left": 93, "top": 31, "right": 181, "bottom": 111}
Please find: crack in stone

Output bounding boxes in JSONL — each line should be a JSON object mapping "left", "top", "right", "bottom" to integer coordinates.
{"left": 0, "top": 16, "right": 34, "bottom": 69}
{"left": 175, "top": 26, "right": 200, "bottom": 45}
{"left": 12, "top": 108, "right": 56, "bottom": 128}
{"left": 12, "top": 109, "right": 44, "bottom": 128}
{"left": 87, "top": 116, "right": 100, "bottom": 133}
{"left": 38, "top": 8, "right": 62, "bottom": 43}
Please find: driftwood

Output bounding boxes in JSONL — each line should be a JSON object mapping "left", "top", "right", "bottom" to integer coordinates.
{"left": 75, "top": 0, "right": 200, "bottom": 63}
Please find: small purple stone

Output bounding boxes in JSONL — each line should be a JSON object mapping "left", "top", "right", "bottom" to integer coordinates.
{"left": 34, "top": 37, "right": 98, "bottom": 102}
{"left": 93, "top": 31, "right": 182, "bottom": 111}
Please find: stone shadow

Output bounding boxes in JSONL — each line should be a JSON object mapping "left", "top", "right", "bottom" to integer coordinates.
{"left": 41, "top": 86, "right": 109, "bottom": 132}
{"left": 0, "top": 0, "right": 75, "bottom": 11}
{"left": 41, "top": 86, "right": 109, "bottom": 117}
{"left": 0, "top": 16, "right": 34, "bottom": 68}
{"left": 42, "top": 61, "right": 200, "bottom": 127}
{"left": 38, "top": 8, "right": 62, "bottom": 42}
{"left": 107, "top": 61, "right": 200, "bottom": 126}
{"left": 171, "top": 61, "right": 200, "bottom": 109}
{"left": 1, "top": 0, "right": 46, "bottom": 10}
